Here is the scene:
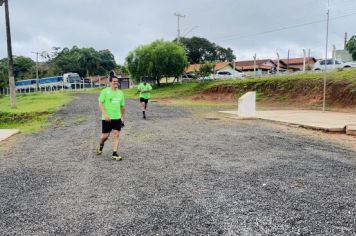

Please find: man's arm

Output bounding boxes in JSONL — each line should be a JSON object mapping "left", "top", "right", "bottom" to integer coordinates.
{"left": 99, "top": 102, "right": 110, "bottom": 121}
{"left": 120, "top": 106, "right": 126, "bottom": 122}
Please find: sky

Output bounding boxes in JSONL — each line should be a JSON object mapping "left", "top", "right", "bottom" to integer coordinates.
{"left": 0, "top": 0, "right": 355, "bottom": 64}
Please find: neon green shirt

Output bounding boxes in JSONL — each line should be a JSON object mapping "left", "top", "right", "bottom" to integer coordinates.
{"left": 98, "top": 88, "right": 125, "bottom": 120}
{"left": 138, "top": 83, "right": 152, "bottom": 99}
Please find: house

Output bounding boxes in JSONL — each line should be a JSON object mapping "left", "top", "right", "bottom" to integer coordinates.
{"left": 279, "top": 57, "right": 317, "bottom": 71}
{"left": 235, "top": 59, "right": 277, "bottom": 75}
{"left": 86, "top": 72, "right": 131, "bottom": 89}
{"left": 184, "top": 61, "right": 235, "bottom": 75}
{"left": 235, "top": 57, "right": 317, "bottom": 75}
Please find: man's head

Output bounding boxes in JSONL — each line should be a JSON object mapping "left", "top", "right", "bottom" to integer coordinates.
{"left": 110, "top": 76, "right": 119, "bottom": 89}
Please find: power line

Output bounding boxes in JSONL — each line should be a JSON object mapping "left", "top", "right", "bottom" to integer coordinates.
{"left": 215, "top": 11, "right": 356, "bottom": 43}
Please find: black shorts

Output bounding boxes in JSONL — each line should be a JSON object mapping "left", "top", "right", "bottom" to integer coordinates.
{"left": 102, "top": 119, "right": 122, "bottom": 133}
{"left": 140, "top": 97, "right": 149, "bottom": 104}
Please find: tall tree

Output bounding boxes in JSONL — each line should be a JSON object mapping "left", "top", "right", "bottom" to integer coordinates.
{"left": 126, "top": 40, "right": 188, "bottom": 86}
{"left": 346, "top": 35, "right": 356, "bottom": 61}
{"left": 178, "top": 37, "right": 236, "bottom": 64}
{"left": 49, "top": 46, "right": 117, "bottom": 77}
{"left": 13, "top": 56, "right": 36, "bottom": 80}
{"left": 0, "top": 56, "right": 35, "bottom": 88}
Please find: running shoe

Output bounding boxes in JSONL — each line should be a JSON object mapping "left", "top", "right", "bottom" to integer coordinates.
{"left": 96, "top": 146, "right": 103, "bottom": 155}
{"left": 112, "top": 154, "right": 122, "bottom": 161}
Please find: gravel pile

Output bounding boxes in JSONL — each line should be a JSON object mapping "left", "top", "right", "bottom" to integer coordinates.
{"left": 1, "top": 93, "right": 355, "bottom": 235}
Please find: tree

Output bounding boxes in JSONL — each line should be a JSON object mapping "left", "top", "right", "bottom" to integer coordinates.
{"left": 177, "top": 37, "right": 236, "bottom": 64}
{"left": 346, "top": 35, "right": 356, "bottom": 61}
{"left": 126, "top": 40, "right": 188, "bottom": 86}
{"left": 49, "top": 46, "right": 117, "bottom": 77}
{"left": 0, "top": 56, "right": 35, "bottom": 88}
{"left": 13, "top": 56, "right": 36, "bottom": 80}
{"left": 195, "top": 61, "right": 215, "bottom": 79}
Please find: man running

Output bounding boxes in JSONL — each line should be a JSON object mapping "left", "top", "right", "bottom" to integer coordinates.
{"left": 137, "top": 78, "right": 152, "bottom": 119}
{"left": 96, "top": 76, "right": 125, "bottom": 161}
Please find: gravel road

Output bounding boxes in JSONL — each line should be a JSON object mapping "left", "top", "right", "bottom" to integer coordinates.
{"left": 1, "top": 93, "right": 356, "bottom": 235}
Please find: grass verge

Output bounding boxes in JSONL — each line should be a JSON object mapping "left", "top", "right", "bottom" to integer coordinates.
{"left": 123, "top": 69, "right": 356, "bottom": 108}
{"left": 0, "top": 92, "right": 73, "bottom": 133}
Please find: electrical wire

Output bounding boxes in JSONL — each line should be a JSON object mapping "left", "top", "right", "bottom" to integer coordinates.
{"left": 215, "top": 11, "right": 356, "bottom": 43}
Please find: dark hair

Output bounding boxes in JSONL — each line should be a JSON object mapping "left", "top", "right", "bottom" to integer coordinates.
{"left": 109, "top": 76, "right": 119, "bottom": 82}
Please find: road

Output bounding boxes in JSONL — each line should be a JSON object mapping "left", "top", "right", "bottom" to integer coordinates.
{"left": 1, "top": 93, "right": 355, "bottom": 235}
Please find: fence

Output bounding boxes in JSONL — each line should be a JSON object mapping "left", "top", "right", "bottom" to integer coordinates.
{"left": 0, "top": 78, "right": 132, "bottom": 96}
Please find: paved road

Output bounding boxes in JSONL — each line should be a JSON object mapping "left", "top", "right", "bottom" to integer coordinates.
{"left": 1, "top": 93, "right": 356, "bottom": 235}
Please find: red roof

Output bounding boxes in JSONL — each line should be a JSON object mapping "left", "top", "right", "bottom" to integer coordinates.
{"left": 235, "top": 59, "right": 276, "bottom": 71}
{"left": 185, "top": 62, "right": 233, "bottom": 73}
{"left": 280, "top": 57, "right": 316, "bottom": 65}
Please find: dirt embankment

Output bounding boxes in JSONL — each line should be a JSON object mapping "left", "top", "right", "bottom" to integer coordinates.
{"left": 192, "top": 79, "right": 356, "bottom": 109}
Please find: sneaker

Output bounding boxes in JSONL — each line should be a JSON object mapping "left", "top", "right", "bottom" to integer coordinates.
{"left": 96, "top": 146, "right": 103, "bottom": 155}
{"left": 143, "top": 115, "right": 146, "bottom": 119}
{"left": 112, "top": 154, "right": 122, "bottom": 161}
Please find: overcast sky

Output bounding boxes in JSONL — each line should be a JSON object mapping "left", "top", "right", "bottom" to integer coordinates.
{"left": 0, "top": 0, "right": 355, "bottom": 64}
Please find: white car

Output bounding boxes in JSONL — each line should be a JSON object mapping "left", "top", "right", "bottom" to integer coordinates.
{"left": 213, "top": 69, "right": 245, "bottom": 79}
{"left": 313, "top": 59, "right": 356, "bottom": 71}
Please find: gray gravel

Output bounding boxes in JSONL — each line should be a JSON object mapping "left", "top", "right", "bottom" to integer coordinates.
{"left": 1, "top": 93, "right": 356, "bottom": 235}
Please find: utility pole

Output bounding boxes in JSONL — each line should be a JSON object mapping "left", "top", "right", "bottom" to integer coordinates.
{"left": 323, "top": 0, "right": 330, "bottom": 112}
{"left": 31, "top": 51, "right": 40, "bottom": 91}
{"left": 174, "top": 12, "right": 185, "bottom": 42}
{"left": 287, "top": 49, "right": 290, "bottom": 73}
{"left": 344, "top": 32, "right": 347, "bottom": 49}
{"left": 303, "top": 49, "right": 306, "bottom": 72}
{"left": 1, "top": 0, "right": 16, "bottom": 107}
{"left": 276, "top": 52, "right": 280, "bottom": 74}
{"left": 332, "top": 45, "right": 336, "bottom": 66}
{"left": 253, "top": 53, "right": 257, "bottom": 76}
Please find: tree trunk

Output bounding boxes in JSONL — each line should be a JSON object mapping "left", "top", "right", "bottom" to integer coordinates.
{"left": 156, "top": 77, "right": 161, "bottom": 86}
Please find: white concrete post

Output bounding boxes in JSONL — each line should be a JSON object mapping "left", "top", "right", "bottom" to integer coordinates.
{"left": 238, "top": 91, "right": 256, "bottom": 118}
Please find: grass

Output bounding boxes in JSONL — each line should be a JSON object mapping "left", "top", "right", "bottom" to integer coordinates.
{"left": 0, "top": 92, "right": 72, "bottom": 113}
{"left": 0, "top": 92, "right": 73, "bottom": 133}
{"left": 123, "top": 69, "right": 356, "bottom": 101}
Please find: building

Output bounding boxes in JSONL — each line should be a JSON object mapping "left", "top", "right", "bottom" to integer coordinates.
{"left": 184, "top": 61, "right": 235, "bottom": 74}
{"left": 235, "top": 59, "right": 277, "bottom": 75}
{"left": 279, "top": 57, "right": 316, "bottom": 71}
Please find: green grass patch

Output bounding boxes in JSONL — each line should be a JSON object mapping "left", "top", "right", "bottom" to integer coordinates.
{"left": 123, "top": 81, "right": 216, "bottom": 99}
{"left": 0, "top": 92, "right": 72, "bottom": 113}
{"left": 0, "top": 115, "right": 49, "bottom": 134}
{"left": 0, "top": 92, "right": 73, "bottom": 133}
{"left": 121, "top": 69, "right": 356, "bottom": 107}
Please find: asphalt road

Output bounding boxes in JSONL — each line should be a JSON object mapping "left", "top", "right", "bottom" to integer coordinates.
{"left": 1, "top": 93, "right": 356, "bottom": 235}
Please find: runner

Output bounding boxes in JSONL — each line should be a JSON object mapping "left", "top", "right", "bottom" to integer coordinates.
{"left": 137, "top": 78, "right": 152, "bottom": 119}
{"left": 96, "top": 76, "right": 125, "bottom": 161}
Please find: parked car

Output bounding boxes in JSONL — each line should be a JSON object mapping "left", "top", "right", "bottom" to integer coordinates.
{"left": 180, "top": 73, "right": 195, "bottom": 81}
{"left": 313, "top": 59, "right": 356, "bottom": 71}
{"left": 213, "top": 69, "right": 245, "bottom": 79}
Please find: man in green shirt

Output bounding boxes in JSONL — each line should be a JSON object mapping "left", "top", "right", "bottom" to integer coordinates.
{"left": 137, "top": 79, "right": 152, "bottom": 119}
{"left": 96, "top": 76, "right": 125, "bottom": 161}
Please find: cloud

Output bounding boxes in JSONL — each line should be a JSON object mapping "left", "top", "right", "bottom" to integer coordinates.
{"left": 0, "top": 0, "right": 355, "bottom": 64}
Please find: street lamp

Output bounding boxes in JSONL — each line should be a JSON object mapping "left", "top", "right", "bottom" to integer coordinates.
{"left": 1, "top": 0, "right": 16, "bottom": 108}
